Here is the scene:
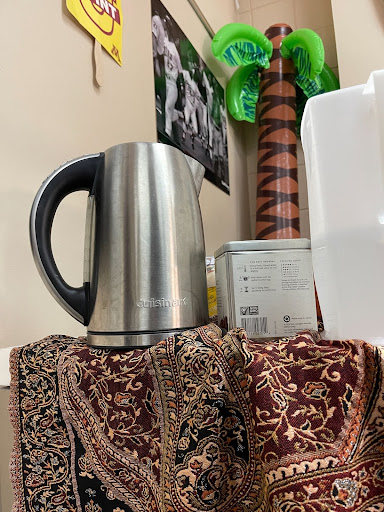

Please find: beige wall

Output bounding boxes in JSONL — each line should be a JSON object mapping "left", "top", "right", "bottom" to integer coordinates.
{"left": 0, "top": 0, "right": 249, "bottom": 351}
{"left": 236, "top": 0, "right": 338, "bottom": 239}
{"left": 331, "top": 0, "right": 384, "bottom": 88}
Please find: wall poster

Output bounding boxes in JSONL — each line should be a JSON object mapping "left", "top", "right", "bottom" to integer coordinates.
{"left": 66, "top": 0, "right": 123, "bottom": 65}
{"left": 151, "top": 0, "right": 229, "bottom": 194}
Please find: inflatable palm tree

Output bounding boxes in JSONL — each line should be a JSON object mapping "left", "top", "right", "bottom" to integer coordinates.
{"left": 212, "top": 23, "right": 339, "bottom": 239}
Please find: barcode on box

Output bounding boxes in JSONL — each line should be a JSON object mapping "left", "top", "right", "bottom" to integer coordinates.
{"left": 241, "top": 317, "right": 268, "bottom": 335}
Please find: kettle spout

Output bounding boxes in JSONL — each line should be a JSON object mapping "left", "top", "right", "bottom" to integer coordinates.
{"left": 185, "top": 155, "right": 205, "bottom": 196}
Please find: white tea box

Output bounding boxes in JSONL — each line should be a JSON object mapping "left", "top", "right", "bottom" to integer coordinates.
{"left": 214, "top": 239, "right": 317, "bottom": 338}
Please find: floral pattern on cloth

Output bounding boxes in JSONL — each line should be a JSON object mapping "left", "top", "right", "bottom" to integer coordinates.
{"left": 9, "top": 335, "right": 81, "bottom": 512}
{"left": 9, "top": 324, "right": 384, "bottom": 511}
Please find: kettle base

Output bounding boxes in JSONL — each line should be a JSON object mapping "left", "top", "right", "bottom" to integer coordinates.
{"left": 86, "top": 328, "right": 197, "bottom": 349}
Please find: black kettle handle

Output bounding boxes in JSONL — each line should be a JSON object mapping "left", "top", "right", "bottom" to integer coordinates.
{"left": 30, "top": 153, "right": 103, "bottom": 325}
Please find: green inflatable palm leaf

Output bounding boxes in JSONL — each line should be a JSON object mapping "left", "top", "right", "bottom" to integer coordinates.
{"left": 297, "top": 62, "right": 339, "bottom": 100}
{"left": 281, "top": 28, "right": 324, "bottom": 80}
{"left": 318, "top": 62, "right": 340, "bottom": 92}
{"left": 296, "top": 73, "right": 324, "bottom": 98}
{"left": 227, "top": 64, "right": 260, "bottom": 122}
{"left": 296, "top": 63, "right": 340, "bottom": 136}
{"left": 212, "top": 23, "right": 273, "bottom": 68}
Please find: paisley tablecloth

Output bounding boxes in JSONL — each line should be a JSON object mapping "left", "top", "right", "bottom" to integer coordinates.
{"left": 9, "top": 324, "right": 384, "bottom": 511}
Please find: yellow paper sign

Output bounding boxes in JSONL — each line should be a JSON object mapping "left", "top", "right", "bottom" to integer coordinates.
{"left": 67, "top": 0, "right": 123, "bottom": 65}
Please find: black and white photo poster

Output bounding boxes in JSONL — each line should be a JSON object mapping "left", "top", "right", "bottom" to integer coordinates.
{"left": 151, "top": 0, "right": 229, "bottom": 194}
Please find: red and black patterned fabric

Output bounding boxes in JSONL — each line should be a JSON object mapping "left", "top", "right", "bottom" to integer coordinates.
{"left": 9, "top": 324, "right": 384, "bottom": 511}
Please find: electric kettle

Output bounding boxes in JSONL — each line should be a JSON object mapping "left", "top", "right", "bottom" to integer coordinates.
{"left": 30, "top": 142, "right": 209, "bottom": 348}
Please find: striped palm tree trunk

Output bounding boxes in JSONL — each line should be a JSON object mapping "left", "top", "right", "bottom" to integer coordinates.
{"left": 255, "top": 24, "right": 300, "bottom": 239}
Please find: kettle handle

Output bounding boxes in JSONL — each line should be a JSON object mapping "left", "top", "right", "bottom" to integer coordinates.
{"left": 30, "top": 153, "right": 103, "bottom": 325}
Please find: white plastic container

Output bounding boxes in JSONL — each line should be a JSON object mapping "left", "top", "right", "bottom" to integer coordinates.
{"left": 214, "top": 239, "right": 317, "bottom": 338}
{"left": 301, "top": 70, "right": 384, "bottom": 344}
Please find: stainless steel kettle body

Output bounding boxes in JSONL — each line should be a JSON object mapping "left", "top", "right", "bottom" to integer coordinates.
{"left": 30, "top": 142, "right": 209, "bottom": 347}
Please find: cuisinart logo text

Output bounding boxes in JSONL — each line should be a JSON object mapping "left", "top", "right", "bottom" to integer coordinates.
{"left": 136, "top": 298, "right": 187, "bottom": 308}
